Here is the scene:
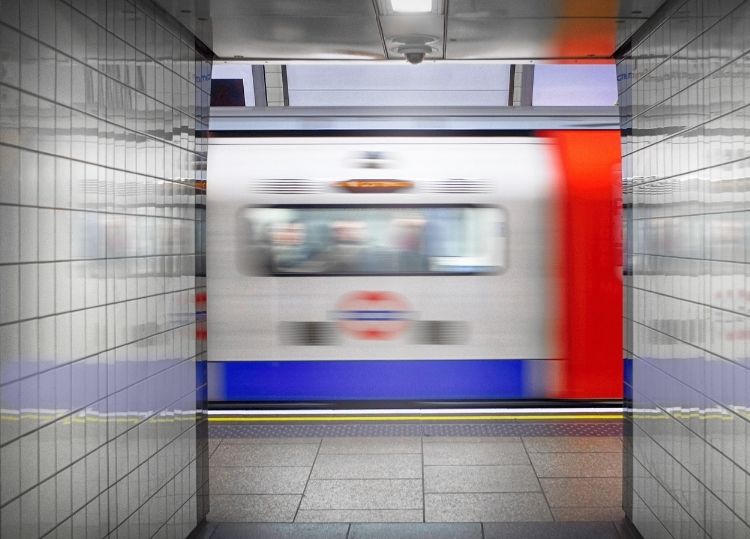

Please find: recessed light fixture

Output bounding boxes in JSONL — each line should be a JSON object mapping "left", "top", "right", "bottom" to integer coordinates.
{"left": 391, "top": 0, "right": 432, "bottom": 13}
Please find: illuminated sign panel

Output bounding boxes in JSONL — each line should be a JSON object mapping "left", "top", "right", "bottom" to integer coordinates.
{"left": 334, "top": 179, "right": 414, "bottom": 193}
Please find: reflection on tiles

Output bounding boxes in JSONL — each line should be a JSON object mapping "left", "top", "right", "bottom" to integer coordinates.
{"left": 0, "top": 0, "right": 210, "bottom": 537}
{"left": 619, "top": 0, "right": 750, "bottom": 536}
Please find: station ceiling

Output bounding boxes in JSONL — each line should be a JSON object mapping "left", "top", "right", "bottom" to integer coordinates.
{"left": 154, "top": 0, "right": 664, "bottom": 62}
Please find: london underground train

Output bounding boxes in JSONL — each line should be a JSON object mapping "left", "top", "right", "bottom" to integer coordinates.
{"left": 206, "top": 108, "right": 622, "bottom": 405}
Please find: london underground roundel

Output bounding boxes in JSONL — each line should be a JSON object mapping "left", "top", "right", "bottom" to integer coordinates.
{"left": 335, "top": 291, "right": 412, "bottom": 340}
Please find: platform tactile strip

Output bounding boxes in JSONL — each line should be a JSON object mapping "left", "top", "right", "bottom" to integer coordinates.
{"left": 209, "top": 421, "right": 623, "bottom": 439}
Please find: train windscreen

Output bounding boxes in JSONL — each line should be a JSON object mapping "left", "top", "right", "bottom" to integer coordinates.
{"left": 244, "top": 205, "right": 506, "bottom": 275}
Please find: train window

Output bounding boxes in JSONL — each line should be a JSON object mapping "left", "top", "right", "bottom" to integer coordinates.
{"left": 243, "top": 205, "right": 506, "bottom": 276}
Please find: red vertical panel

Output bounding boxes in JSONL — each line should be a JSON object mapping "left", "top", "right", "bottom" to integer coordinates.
{"left": 546, "top": 130, "right": 623, "bottom": 399}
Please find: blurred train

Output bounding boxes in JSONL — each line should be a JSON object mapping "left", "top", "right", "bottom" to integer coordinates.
{"left": 206, "top": 108, "right": 623, "bottom": 405}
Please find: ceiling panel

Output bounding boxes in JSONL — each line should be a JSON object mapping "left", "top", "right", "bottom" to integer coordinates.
{"left": 209, "top": 0, "right": 384, "bottom": 59}
{"left": 446, "top": 0, "right": 660, "bottom": 60}
{"left": 212, "top": 17, "right": 385, "bottom": 60}
{"left": 446, "top": 17, "right": 648, "bottom": 60}
{"left": 153, "top": 0, "right": 666, "bottom": 61}
{"left": 211, "top": 0, "right": 376, "bottom": 17}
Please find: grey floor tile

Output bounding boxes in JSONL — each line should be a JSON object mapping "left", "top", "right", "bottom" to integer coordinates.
{"left": 210, "top": 466, "right": 311, "bottom": 494}
{"left": 424, "top": 493, "right": 552, "bottom": 522}
{"left": 423, "top": 442, "right": 529, "bottom": 466}
{"left": 210, "top": 443, "right": 319, "bottom": 467}
{"left": 319, "top": 437, "right": 421, "bottom": 454}
{"left": 422, "top": 436, "right": 521, "bottom": 444}
{"left": 300, "top": 479, "right": 422, "bottom": 510}
{"left": 311, "top": 453, "right": 422, "bottom": 479}
{"left": 529, "top": 452, "right": 622, "bottom": 478}
{"left": 551, "top": 507, "right": 626, "bottom": 522}
{"left": 424, "top": 465, "right": 540, "bottom": 493}
{"left": 208, "top": 494, "right": 301, "bottom": 522}
{"left": 523, "top": 437, "right": 622, "bottom": 453}
{"left": 540, "top": 477, "right": 622, "bottom": 507}
{"left": 349, "top": 523, "right": 482, "bottom": 539}
{"left": 209, "top": 439, "right": 222, "bottom": 457}
{"left": 188, "top": 521, "right": 217, "bottom": 539}
{"left": 483, "top": 521, "right": 621, "bottom": 539}
{"left": 210, "top": 523, "right": 348, "bottom": 539}
{"left": 295, "top": 509, "right": 423, "bottom": 523}
{"left": 220, "top": 437, "right": 322, "bottom": 445}
{"left": 613, "top": 518, "right": 642, "bottom": 539}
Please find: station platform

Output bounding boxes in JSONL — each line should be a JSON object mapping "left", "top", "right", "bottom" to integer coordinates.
{"left": 193, "top": 410, "right": 637, "bottom": 539}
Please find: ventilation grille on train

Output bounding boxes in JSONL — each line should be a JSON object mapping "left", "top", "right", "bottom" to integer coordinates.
{"left": 426, "top": 179, "right": 492, "bottom": 193}
{"left": 255, "top": 179, "right": 322, "bottom": 194}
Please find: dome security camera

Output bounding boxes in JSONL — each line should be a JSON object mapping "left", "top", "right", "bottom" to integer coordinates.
{"left": 393, "top": 35, "right": 437, "bottom": 65}
{"left": 397, "top": 44, "right": 432, "bottom": 64}
{"left": 404, "top": 51, "right": 426, "bottom": 64}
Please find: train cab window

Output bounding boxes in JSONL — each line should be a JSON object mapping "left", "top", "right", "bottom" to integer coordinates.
{"left": 244, "top": 205, "right": 506, "bottom": 276}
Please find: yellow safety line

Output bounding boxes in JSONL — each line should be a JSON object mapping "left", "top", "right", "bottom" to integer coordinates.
{"left": 208, "top": 414, "right": 624, "bottom": 422}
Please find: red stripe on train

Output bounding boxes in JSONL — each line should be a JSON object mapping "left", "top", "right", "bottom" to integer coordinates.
{"left": 545, "top": 130, "right": 623, "bottom": 399}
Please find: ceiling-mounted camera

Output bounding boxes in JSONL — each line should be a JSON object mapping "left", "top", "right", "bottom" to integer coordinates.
{"left": 392, "top": 34, "right": 438, "bottom": 64}
{"left": 398, "top": 45, "right": 432, "bottom": 64}
{"left": 406, "top": 52, "right": 424, "bottom": 64}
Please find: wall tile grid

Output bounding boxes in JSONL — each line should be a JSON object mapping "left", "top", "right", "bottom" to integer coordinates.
{"left": 619, "top": 0, "right": 750, "bottom": 538}
{"left": 0, "top": 0, "right": 210, "bottom": 537}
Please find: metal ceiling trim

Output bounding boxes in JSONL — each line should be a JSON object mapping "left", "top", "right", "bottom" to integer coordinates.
{"left": 207, "top": 105, "right": 621, "bottom": 132}
{"left": 614, "top": 0, "right": 686, "bottom": 59}
{"left": 371, "top": 0, "right": 390, "bottom": 59}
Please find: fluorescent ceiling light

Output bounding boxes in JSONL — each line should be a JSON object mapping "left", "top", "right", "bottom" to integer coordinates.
{"left": 391, "top": 0, "right": 432, "bottom": 13}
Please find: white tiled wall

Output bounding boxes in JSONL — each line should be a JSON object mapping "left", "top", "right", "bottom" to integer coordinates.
{"left": 619, "top": 0, "right": 750, "bottom": 536}
{"left": 0, "top": 0, "right": 210, "bottom": 537}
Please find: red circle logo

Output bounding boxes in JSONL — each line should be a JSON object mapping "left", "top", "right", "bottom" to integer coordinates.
{"left": 335, "top": 291, "right": 412, "bottom": 340}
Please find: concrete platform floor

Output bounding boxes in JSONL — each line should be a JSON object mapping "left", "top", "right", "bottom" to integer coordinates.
{"left": 202, "top": 420, "right": 628, "bottom": 534}
{"left": 193, "top": 521, "right": 636, "bottom": 539}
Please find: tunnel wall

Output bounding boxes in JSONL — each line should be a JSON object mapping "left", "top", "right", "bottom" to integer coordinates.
{"left": 0, "top": 0, "right": 210, "bottom": 536}
{"left": 618, "top": 0, "right": 750, "bottom": 536}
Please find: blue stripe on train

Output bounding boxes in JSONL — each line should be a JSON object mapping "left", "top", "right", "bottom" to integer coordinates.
{"left": 209, "top": 359, "right": 527, "bottom": 401}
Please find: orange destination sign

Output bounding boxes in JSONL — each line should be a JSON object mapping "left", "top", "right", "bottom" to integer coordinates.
{"left": 335, "top": 179, "right": 414, "bottom": 193}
